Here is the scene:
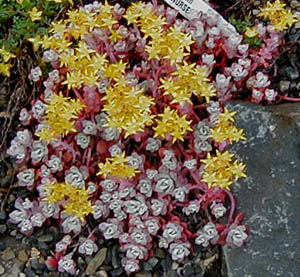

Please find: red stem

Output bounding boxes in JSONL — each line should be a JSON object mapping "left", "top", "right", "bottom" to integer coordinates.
{"left": 223, "top": 189, "right": 236, "bottom": 224}
{"left": 278, "top": 94, "right": 300, "bottom": 102}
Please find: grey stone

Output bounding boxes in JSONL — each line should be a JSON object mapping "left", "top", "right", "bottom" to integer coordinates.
{"left": 223, "top": 101, "right": 300, "bottom": 277}
{"left": 85, "top": 248, "right": 107, "bottom": 275}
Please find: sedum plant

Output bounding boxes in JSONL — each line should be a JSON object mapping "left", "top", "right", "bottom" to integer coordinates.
{"left": 6, "top": 0, "right": 289, "bottom": 274}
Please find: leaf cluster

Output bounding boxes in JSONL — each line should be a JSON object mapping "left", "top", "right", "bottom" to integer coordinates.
{"left": 229, "top": 16, "right": 252, "bottom": 33}
{"left": 244, "top": 36, "right": 263, "bottom": 49}
{"left": 0, "top": 0, "right": 66, "bottom": 50}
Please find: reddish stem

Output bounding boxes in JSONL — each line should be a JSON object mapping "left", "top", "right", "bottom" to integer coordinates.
{"left": 278, "top": 94, "right": 300, "bottom": 102}
{"left": 223, "top": 189, "right": 236, "bottom": 224}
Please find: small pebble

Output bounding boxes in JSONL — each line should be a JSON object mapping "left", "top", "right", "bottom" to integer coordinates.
{"left": 86, "top": 248, "right": 107, "bottom": 275}
{"left": 0, "top": 242, "right": 5, "bottom": 251}
{"left": 96, "top": 270, "right": 108, "bottom": 277}
{"left": 295, "top": 21, "right": 300, "bottom": 29}
{"left": 0, "top": 224, "right": 7, "bottom": 234}
{"left": 30, "top": 247, "right": 40, "bottom": 259}
{"left": 172, "top": 262, "right": 179, "bottom": 270}
{"left": 155, "top": 248, "right": 166, "bottom": 259}
{"left": 111, "top": 245, "right": 120, "bottom": 269}
{"left": 18, "top": 250, "right": 29, "bottom": 262}
{"left": 19, "top": 273, "right": 26, "bottom": 277}
{"left": 1, "top": 247, "right": 15, "bottom": 260}
{"left": 37, "top": 234, "right": 53, "bottom": 242}
{"left": 291, "top": 0, "right": 300, "bottom": 9}
{"left": 285, "top": 66, "right": 299, "bottom": 80}
{"left": 279, "top": 80, "right": 291, "bottom": 93}
{"left": 0, "top": 210, "right": 7, "bottom": 221}
{"left": 10, "top": 230, "right": 17, "bottom": 237}
{"left": 0, "top": 264, "right": 5, "bottom": 275}
{"left": 110, "top": 267, "right": 123, "bottom": 277}
{"left": 24, "top": 267, "right": 35, "bottom": 277}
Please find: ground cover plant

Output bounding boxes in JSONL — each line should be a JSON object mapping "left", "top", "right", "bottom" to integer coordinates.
{"left": 1, "top": 0, "right": 299, "bottom": 276}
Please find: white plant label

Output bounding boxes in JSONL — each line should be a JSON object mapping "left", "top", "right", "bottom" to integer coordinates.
{"left": 163, "top": 0, "right": 237, "bottom": 35}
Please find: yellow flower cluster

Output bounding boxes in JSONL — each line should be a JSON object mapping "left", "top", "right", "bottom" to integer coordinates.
{"left": 102, "top": 78, "right": 155, "bottom": 138}
{"left": 201, "top": 151, "right": 247, "bottom": 190}
{"left": 36, "top": 93, "right": 85, "bottom": 142}
{"left": 211, "top": 108, "right": 246, "bottom": 143}
{"left": 153, "top": 106, "right": 193, "bottom": 143}
{"left": 97, "top": 152, "right": 140, "bottom": 179}
{"left": 28, "top": 4, "right": 117, "bottom": 89}
{"left": 124, "top": 3, "right": 194, "bottom": 64}
{"left": 44, "top": 182, "right": 94, "bottom": 221}
{"left": 0, "top": 47, "right": 16, "bottom": 77}
{"left": 26, "top": 2, "right": 203, "bottom": 140}
{"left": 160, "top": 62, "right": 216, "bottom": 105}
{"left": 28, "top": 7, "right": 43, "bottom": 22}
{"left": 258, "top": 0, "right": 298, "bottom": 31}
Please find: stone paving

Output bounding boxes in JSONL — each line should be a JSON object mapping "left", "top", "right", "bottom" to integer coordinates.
{"left": 223, "top": 101, "right": 300, "bottom": 277}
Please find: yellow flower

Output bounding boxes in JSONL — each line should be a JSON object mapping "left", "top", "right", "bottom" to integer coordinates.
{"left": 47, "top": 0, "right": 74, "bottom": 4}
{"left": 274, "top": 9, "right": 298, "bottom": 30}
{"left": 28, "top": 7, "right": 43, "bottom": 22}
{"left": 102, "top": 78, "right": 155, "bottom": 137}
{"left": 36, "top": 93, "right": 85, "bottom": 141}
{"left": 62, "top": 71, "right": 84, "bottom": 90}
{"left": 244, "top": 26, "right": 258, "bottom": 38}
{"left": 0, "top": 47, "right": 16, "bottom": 63}
{"left": 259, "top": 0, "right": 285, "bottom": 18}
{"left": 75, "top": 41, "right": 96, "bottom": 60}
{"left": 211, "top": 108, "right": 246, "bottom": 144}
{"left": 97, "top": 152, "right": 140, "bottom": 179}
{"left": 49, "top": 20, "right": 66, "bottom": 35}
{"left": 0, "top": 62, "right": 12, "bottom": 77}
{"left": 161, "top": 63, "right": 214, "bottom": 105}
{"left": 201, "top": 150, "right": 247, "bottom": 190}
{"left": 258, "top": 0, "right": 297, "bottom": 31}
{"left": 123, "top": 9, "right": 140, "bottom": 25}
{"left": 104, "top": 60, "right": 127, "bottom": 81}
{"left": 44, "top": 182, "right": 93, "bottom": 221}
{"left": 153, "top": 107, "right": 193, "bottom": 143}
{"left": 28, "top": 36, "right": 44, "bottom": 51}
